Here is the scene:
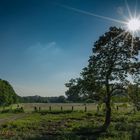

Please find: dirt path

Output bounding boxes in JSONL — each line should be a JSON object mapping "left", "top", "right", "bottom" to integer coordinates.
{"left": 0, "top": 113, "right": 28, "bottom": 125}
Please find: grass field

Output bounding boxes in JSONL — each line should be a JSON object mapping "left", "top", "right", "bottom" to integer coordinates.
{"left": 19, "top": 103, "right": 98, "bottom": 112}
{"left": 0, "top": 103, "right": 139, "bottom": 140}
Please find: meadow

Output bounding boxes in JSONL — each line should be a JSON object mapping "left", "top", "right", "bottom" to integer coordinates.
{"left": 0, "top": 103, "right": 139, "bottom": 140}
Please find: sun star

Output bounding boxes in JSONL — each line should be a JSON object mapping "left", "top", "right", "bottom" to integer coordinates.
{"left": 56, "top": 0, "right": 140, "bottom": 52}
{"left": 127, "top": 18, "right": 140, "bottom": 32}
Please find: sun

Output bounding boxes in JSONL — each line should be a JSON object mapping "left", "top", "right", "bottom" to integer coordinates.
{"left": 127, "top": 18, "right": 140, "bottom": 32}
{"left": 56, "top": 0, "right": 140, "bottom": 55}
{"left": 57, "top": 1, "right": 140, "bottom": 37}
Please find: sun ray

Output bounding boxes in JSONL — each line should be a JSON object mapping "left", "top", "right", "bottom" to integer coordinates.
{"left": 125, "top": 0, "right": 132, "bottom": 18}
{"left": 55, "top": 3, "right": 126, "bottom": 24}
{"left": 111, "top": 31, "right": 127, "bottom": 43}
{"left": 131, "top": 34, "right": 134, "bottom": 56}
{"left": 134, "top": 0, "right": 138, "bottom": 17}
{"left": 54, "top": 1, "right": 140, "bottom": 48}
{"left": 124, "top": 32, "right": 130, "bottom": 42}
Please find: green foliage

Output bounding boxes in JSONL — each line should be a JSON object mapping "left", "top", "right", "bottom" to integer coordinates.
{"left": 1, "top": 107, "right": 24, "bottom": 113}
{"left": 85, "top": 99, "right": 94, "bottom": 103}
{"left": 39, "top": 110, "right": 74, "bottom": 115}
{"left": 128, "top": 84, "right": 140, "bottom": 110}
{"left": 13, "top": 107, "right": 24, "bottom": 113}
{"left": 65, "top": 26, "right": 140, "bottom": 130}
{"left": 0, "top": 108, "right": 140, "bottom": 140}
{"left": 85, "top": 112, "right": 93, "bottom": 117}
{"left": 65, "top": 78, "right": 82, "bottom": 102}
{"left": 112, "top": 96, "right": 129, "bottom": 103}
{"left": 0, "top": 79, "right": 18, "bottom": 106}
{"left": 20, "top": 95, "right": 67, "bottom": 103}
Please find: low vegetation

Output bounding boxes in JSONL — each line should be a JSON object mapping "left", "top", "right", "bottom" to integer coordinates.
{"left": 0, "top": 103, "right": 139, "bottom": 140}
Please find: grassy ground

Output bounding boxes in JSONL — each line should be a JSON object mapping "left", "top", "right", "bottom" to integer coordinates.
{"left": 16, "top": 103, "right": 98, "bottom": 112}
{"left": 0, "top": 103, "right": 139, "bottom": 140}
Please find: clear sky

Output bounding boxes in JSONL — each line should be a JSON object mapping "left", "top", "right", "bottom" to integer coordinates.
{"left": 0, "top": 0, "right": 139, "bottom": 96}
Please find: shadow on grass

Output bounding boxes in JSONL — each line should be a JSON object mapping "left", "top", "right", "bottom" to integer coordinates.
{"left": 26, "top": 134, "right": 100, "bottom": 140}
{"left": 26, "top": 127, "right": 105, "bottom": 140}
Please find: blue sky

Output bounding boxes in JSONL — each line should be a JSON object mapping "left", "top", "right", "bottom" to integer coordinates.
{"left": 0, "top": 0, "right": 139, "bottom": 96}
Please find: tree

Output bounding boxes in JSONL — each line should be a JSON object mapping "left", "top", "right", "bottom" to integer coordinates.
{"left": 0, "top": 79, "right": 18, "bottom": 106}
{"left": 65, "top": 78, "right": 82, "bottom": 102}
{"left": 57, "top": 96, "right": 66, "bottom": 103}
{"left": 81, "top": 27, "right": 140, "bottom": 130}
{"left": 65, "top": 77, "right": 102, "bottom": 102}
{"left": 66, "top": 27, "right": 140, "bottom": 131}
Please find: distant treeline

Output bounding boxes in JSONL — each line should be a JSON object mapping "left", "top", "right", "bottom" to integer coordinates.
{"left": 0, "top": 78, "right": 68, "bottom": 105}
{"left": 0, "top": 78, "right": 131, "bottom": 106}
{"left": 18, "top": 94, "right": 129, "bottom": 104}
{"left": 19, "top": 95, "right": 67, "bottom": 103}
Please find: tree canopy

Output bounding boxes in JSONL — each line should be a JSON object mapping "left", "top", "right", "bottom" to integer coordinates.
{"left": 0, "top": 79, "right": 18, "bottom": 106}
{"left": 65, "top": 26, "right": 140, "bottom": 130}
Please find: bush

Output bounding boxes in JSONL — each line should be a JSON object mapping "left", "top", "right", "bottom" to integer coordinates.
{"left": 39, "top": 110, "right": 74, "bottom": 115}
{"left": 12, "top": 107, "right": 24, "bottom": 113}
{"left": 72, "top": 125, "right": 94, "bottom": 134}
{"left": 118, "top": 103, "right": 128, "bottom": 108}
{"left": 112, "top": 115, "right": 128, "bottom": 122}
{"left": 85, "top": 99, "right": 94, "bottom": 103}
{"left": 131, "top": 128, "right": 140, "bottom": 140}
{"left": 1, "top": 109, "right": 11, "bottom": 113}
{"left": 86, "top": 112, "right": 93, "bottom": 117}
{"left": 1, "top": 107, "right": 24, "bottom": 113}
{"left": 114, "top": 122, "right": 130, "bottom": 131}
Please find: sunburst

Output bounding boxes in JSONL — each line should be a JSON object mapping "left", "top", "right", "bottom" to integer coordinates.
{"left": 55, "top": 0, "right": 140, "bottom": 52}
{"left": 127, "top": 18, "right": 140, "bottom": 32}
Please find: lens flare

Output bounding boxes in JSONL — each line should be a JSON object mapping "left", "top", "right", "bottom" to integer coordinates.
{"left": 127, "top": 18, "right": 140, "bottom": 31}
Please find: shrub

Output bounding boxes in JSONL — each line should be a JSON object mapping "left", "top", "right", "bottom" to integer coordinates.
{"left": 1, "top": 109, "right": 11, "bottom": 113}
{"left": 86, "top": 112, "right": 93, "bottom": 117}
{"left": 85, "top": 99, "right": 94, "bottom": 103}
{"left": 12, "top": 107, "right": 24, "bottom": 113}
{"left": 114, "top": 122, "right": 130, "bottom": 131}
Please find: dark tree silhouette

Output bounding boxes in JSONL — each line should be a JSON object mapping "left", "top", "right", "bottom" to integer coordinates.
{"left": 66, "top": 27, "right": 140, "bottom": 131}
{"left": 82, "top": 27, "right": 140, "bottom": 130}
{"left": 0, "top": 79, "right": 18, "bottom": 106}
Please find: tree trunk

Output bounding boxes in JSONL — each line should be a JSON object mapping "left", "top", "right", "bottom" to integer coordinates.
{"left": 103, "top": 98, "right": 111, "bottom": 130}
{"left": 102, "top": 83, "right": 111, "bottom": 131}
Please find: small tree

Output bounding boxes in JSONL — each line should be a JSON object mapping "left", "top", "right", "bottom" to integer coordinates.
{"left": 65, "top": 78, "right": 82, "bottom": 102}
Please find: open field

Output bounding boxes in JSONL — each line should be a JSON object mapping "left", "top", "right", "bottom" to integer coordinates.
{"left": 0, "top": 103, "right": 132, "bottom": 112}
{"left": 18, "top": 103, "right": 98, "bottom": 112}
{"left": 0, "top": 103, "right": 139, "bottom": 140}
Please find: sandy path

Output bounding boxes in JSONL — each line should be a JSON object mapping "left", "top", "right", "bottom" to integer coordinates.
{"left": 0, "top": 113, "right": 28, "bottom": 125}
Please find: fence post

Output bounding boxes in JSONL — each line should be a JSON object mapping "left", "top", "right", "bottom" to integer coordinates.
{"left": 116, "top": 105, "right": 119, "bottom": 111}
{"left": 61, "top": 106, "right": 63, "bottom": 111}
{"left": 34, "top": 106, "right": 37, "bottom": 112}
{"left": 97, "top": 105, "right": 99, "bottom": 113}
{"left": 85, "top": 106, "right": 87, "bottom": 112}
{"left": 39, "top": 107, "right": 41, "bottom": 112}
{"left": 72, "top": 106, "right": 74, "bottom": 111}
{"left": 49, "top": 106, "right": 51, "bottom": 112}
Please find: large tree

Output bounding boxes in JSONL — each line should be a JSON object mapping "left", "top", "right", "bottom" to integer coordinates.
{"left": 82, "top": 27, "right": 140, "bottom": 130}
{"left": 66, "top": 27, "right": 140, "bottom": 131}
